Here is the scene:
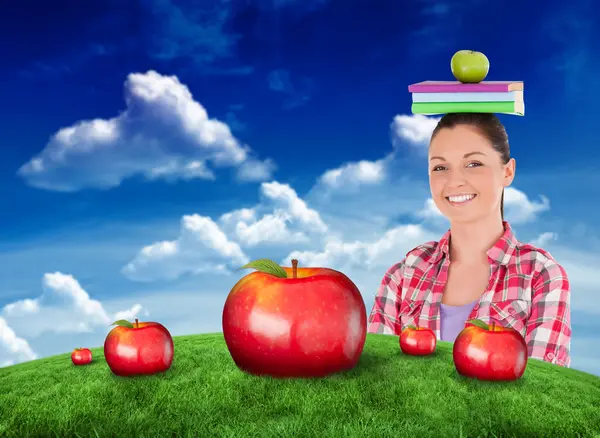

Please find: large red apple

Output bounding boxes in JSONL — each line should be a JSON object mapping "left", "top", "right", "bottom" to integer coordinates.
{"left": 399, "top": 326, "right": 436, "bottom": 356}
{"left": 222, "top": 258, "right": 367, "bottom": 378}
{"left": 104, "top": 318, "right": 174, "bottom": 377}
{"left": 453, "top": 319, "right": 528, "bottom": 381}
{"left": 71, "top": 347, "right": 92, "bottom": 365}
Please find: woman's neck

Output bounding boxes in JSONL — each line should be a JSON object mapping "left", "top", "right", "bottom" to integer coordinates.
{"left": 448, "top": 216, "right": 505, "bottom": 264}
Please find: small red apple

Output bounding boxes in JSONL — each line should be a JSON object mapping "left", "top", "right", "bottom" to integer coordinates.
{"left": 399, "top": 325, "right": 436, "bottom": 355}
{"left": 104, "top": 318, "right": 174, "bottom": 377}
{"left": 453, "top": 319, "right": 528, "bottom": 381}
{"left": 71, "top": 348, "right": 92, "bottom": 365}
{"left": 222, "top": 258, "right": 367, "bottom": 378}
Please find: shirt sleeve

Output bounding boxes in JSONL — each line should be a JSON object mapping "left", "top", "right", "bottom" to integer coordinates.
{"left": 525, "top": 258, "right": 571, "bottom": 367}
{"left": 367, "top": 261, "right": 404, "bottom": 335}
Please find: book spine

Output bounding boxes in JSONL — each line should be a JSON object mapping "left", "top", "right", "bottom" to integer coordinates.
{"left": 411, "top": 101, "right": 523, "bottom": 115}
{"left": 412, "top": 91, "right": 522, "bottom": 103}
{"left": 408, "top": 83, "right": 513, "bottom": 93}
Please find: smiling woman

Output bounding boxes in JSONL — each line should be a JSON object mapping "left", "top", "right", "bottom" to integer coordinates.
{"left": 367, "top": 112, "right": 572, "bottom": 368}
{"left": 429, "top": 113, "right": 512, "bottom": 222}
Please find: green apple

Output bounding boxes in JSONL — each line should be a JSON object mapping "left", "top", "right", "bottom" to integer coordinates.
{"left": 451, "top": 50, "right": 490, "bottom": 83}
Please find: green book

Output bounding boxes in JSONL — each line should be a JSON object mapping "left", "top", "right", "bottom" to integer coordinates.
{"left": 411, "top": 101, "right": 524, "bottom": 116}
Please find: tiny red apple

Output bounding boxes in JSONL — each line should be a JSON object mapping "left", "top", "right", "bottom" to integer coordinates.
{"left": 71, "top": 348, "right": 92, "bottom": 365}
{"left": 453, "top": 319, "right": 528, "bottom": 381}
{"left": 399, "top": 325, "right": 436, "bottom": 356}
{"left": 104, "top": 318, "right": 174, "bottom": 377}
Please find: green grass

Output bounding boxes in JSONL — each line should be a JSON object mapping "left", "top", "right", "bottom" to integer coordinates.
{"left": 1, "top": 333, "right": 599, "bottom": 438}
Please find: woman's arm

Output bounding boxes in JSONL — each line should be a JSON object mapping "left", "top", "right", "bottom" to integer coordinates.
{"left": 526, "top": 258, "right": 571, "bottom": 367}
{"left": 367, "top": 261, "right": 405, "bottom": 335}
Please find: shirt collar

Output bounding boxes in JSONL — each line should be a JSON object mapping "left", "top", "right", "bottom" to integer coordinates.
{"left": 429, "top": 221, "right": 518, "bottom": 266}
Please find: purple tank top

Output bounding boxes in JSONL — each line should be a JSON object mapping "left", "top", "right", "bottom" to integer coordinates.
{"left": 439, "top": 299, "right": 479, "bottom": 342}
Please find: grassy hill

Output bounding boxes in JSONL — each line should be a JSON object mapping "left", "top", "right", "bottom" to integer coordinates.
{"left": 1, "top": 333, "right": 599, "bottom": 437}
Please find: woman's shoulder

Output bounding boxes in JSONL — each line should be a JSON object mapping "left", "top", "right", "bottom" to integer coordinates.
{"left": 514, "top": 240, "right": 567, "bottom": 274}
{"left": 405, "top": 239, "right": 441, "bottom": 265}
{"left": 513, "top": 238, "right": 568, "bottom": 281}
{"left": 383, "top": 239, "right": 442, "bottom": 275}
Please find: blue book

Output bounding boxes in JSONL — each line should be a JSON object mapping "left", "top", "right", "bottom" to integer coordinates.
{"left": 412, "top": 90, "right": 523, "bottom": 103}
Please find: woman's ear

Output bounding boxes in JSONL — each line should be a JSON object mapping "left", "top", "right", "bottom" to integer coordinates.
{"left": 503, "top": 158, "right": 516, "bottom": 187}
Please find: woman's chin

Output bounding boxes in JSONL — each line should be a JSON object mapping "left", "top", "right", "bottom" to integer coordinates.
{"left": 446, "top": 210, "right": 498, "bottom": 225}
{"left": 441, "top": 207, "right": 481, "bottom": 223}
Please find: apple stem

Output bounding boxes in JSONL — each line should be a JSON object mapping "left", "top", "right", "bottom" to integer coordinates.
{"left": 135, "top": 318, "right": 139, "bottom": 328}
{"left": 491, "top": 321, "right": 495, "bottom": 331}
{"left": 292, "top": 259, "right": 298, "bottom": 278}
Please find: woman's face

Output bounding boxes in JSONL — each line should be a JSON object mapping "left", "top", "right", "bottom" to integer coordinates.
{"left": 428, "top": 125, "right": 515, "bottom": 224}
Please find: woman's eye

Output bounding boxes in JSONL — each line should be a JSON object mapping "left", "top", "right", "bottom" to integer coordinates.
{"left": 467, "top": 162, "right": 482, "bottom": 168}
{"left": 432, "top": 165, "right": 445, "bottom": 171}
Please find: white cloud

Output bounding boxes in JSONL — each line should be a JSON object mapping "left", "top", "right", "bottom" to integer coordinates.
{"left": 417, "top": 198, "right": 445, "bottom": 220}
{"left": 0, "top": 317, "right": 37, "bottom": 366}
{"left": 282, "top": 223, "right": 438, "bottom": 272}
{"left": 42, "top": 273, "right": 112, "bottom": 325}
{"left": 318, "top": 159, "right": 386, "bottom": 190}
{"left": 123, "top": 181, "right": 329, "bottom": 281}
{"left": 219, "top": 207, "right": 256, "bottom": 226}
{"left": 0, "top": 272, "right": 146, "bottom": 366}
{"left": 219, "top": 207, "right": 257, "bottom": 232}
{"left": 147, "top": 159, "right": 216, "bottom": 181}
{"left": 531, "top": 232, "right": 558, "bottom": 247}
{"left": 234, "top": 211, "right": 310, "bottom": 246}
{"left": 391, "top": 114, "right": 440, "bottom": 147}
{"left": 312, "top": 114, "right": 438, "bottom": 196}
{"left": 237, "top": 158, "right": 277, "bottom": 182}
{"left": 3, "top": 298, "right": 40, "bottom": 316}
{"left": 122, "top": 214, "right": 249, "bottom": 281}
{"left": 2, "top": 273, "right": 145, "bottom": 336}
{"left": 114, "top": 304, "right": 149, "bottom": 321}
{"left": 18, "top": 70, "right": 275, "bottom": 192}
{"left": 219, "top": 181, "right": 328, "bottom": 247}
{"left": 503, "top": 187, "right": 550, "bottom": 223}
{"left": 260, "top": 181, "right": 327, "bottom": 233}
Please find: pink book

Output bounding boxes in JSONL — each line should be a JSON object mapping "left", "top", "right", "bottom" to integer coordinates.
{"left": 408, "top": 81, "right": 524, "bottom": 93}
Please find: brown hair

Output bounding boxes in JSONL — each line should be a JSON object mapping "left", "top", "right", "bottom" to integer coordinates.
{"left": 429, "top": 113, "right": 510, "bottom": 220}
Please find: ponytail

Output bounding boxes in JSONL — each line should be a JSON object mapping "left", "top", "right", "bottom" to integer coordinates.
{"left": 500, "top": 189, "right": 505, "bottom": 221}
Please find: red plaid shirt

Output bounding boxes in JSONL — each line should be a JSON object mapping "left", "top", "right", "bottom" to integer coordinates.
{"left": 367, "top": 221, "right": 572, "bottom": 367}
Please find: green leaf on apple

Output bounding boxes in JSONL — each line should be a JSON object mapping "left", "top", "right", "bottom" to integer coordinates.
{"left": 237, "top": 259, "right": 288, "bottom": 278}
{"left": 466, "top": 319, "right": 489, "bottom": 330}
{"left": 111, "top": 319, "right": 135, "bottom": 328}
{"left": 406, "top": 325, "right": 417, "bottom": 330}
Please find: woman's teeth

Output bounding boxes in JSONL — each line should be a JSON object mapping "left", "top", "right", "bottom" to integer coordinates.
{"left": 447, "top": 194, "right": 476, "bottom": 204}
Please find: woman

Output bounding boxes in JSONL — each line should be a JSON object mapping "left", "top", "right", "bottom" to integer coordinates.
{"left": 367, "top": 112, "right": 571, "bottom": 367}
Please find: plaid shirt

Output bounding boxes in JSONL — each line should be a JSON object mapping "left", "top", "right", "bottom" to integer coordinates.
{"left": 367, "top": 221, "right": 571, "bottom": 367}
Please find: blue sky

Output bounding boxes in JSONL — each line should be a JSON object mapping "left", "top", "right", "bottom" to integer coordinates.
{"left": 1, "top": 0, "right": 599, "bottom": 376}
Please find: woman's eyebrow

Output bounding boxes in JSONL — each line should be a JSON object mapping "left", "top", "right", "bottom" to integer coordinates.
{"left": 429, "top": 151, "right": 487, "bottom": 161}
{"left": 464, "top": 151, "right": 487, "bottom": 158}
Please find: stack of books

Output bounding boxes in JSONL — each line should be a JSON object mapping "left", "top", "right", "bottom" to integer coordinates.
{"left": 408, "top": 81, "right": 524, "bottom": 116}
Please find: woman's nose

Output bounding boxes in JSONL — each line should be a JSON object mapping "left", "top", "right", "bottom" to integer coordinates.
{"left": 444, "top": 169, "right": 468, "bottom": 187}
